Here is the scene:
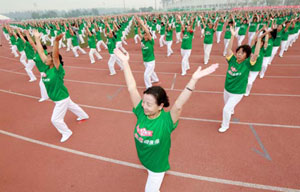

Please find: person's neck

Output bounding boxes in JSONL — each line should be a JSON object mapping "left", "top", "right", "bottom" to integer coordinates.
{"left": 147, "top": 111, "right": 161, "bottom": 119}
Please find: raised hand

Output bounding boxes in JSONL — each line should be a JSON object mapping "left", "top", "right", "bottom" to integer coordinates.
{"left": 192, "top": 64, "right": 219, "bottom": 80}
{"left": 114, "top": 48, "right": 129, "bottom": 63}
{"left": 230, "top": 26, "right": 236, "bottom": 36}
{"left": 33, "top": 29, "right": 41, "bottom": 39}
{"left": 55, "top": 33, "right": 64, "bottom": 41}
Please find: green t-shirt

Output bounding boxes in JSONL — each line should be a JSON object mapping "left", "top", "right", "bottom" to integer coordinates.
{"left": 181, "top": 30, "right": 194, "bottom": 50}
{"left": 141, "top": 38, "right": 155, "bottom": 62}
{"left": 249, "top": 22, "right": 258, "bottom": 32}
{"left": 66, "top": 30, "right": 71, "bottom": 39}
{"left": 238, "top": 23, "right": 248, "bottom": 35}
{"left": 273, "top": 30, "right": 283, "bottom": 47}
{"left": 216, "top": 22, "right": 224, "bottom": 32}
{"left": 250, "top": 45, "right": 264, "bottom": 72}
{"left": 34, "top": 51, "right": 48, "bottom": 72}
{"left": 42, "top": 65, "right": 69, "bottom": 102}
{"left": 282, "top": 27, "right": 289, "bottom": 41}
{"left": 96, "top": 31, "right": 102, "bottom": 41}
{"left": 166, "top": 29, "right": 173, "bottom": 41}
{"left": 107, "top": 36, "right": 116, "bottom": 54}
{"left": 264, "top": 38, "right": 273, "bottom": 57}
{"left": 175, "top": 22, "right": 181, "bottom": 32}
{"left": 24, "top": 41, "right": 35, "bottom": 60}
{"left": 133, "top": 100, "right": 179, "bottom": 173}
{"left": 160, "top": 25, "right": 165, "bottom": 35}
{"left": 16, "top": 38, "right": 25, "bottom": 52}
{"left": 72, "top": 35, "right": 79, "bottom": 46}
{"left": 10, "top": 35, "right": 17, "bottom": 45}
{"left": 88, "top": 35, "right": 96, "bottom": 49}
{"left": 204, "top": 27, "right": 215, "bottom": 44}
{"left": 224, "top": 25, "right": 231, "bottom": 39}
{"left": 225, "top": 54, "right": 253, "bottom": 94}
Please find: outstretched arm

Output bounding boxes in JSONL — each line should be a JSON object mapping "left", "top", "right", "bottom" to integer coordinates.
{"left": 114, "top": 48, "right": 141, "bottom": 108}
{"left": 170, "top": 64, "right": 219, "bottom": 123}
{"left": 226, "top": 26, "right": 235, "bottom": 58}
{"left": 53, "top": 34, "right": 64, "bottom": 70}
{"left": 33, "top": 30, "right": 47, "bottom": 63}
{"left": 24, "top": 30, "right": 37, "bottom": 51}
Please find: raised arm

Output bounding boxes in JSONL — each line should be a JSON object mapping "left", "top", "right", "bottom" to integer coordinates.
{"left": 33, "top": 30, "right": 47, "bottom": 63}
{"left": 114, "top": 48, "right": 141, "bottom": 108}
{"left": 53, "top": 34, "right": 64, "bottom": 70}
{"left": 250, "top": 34, "right": 261, "bottom": 65}
{"left": 170, "top": 64, "right": 219, "bottom": 123}
{"left": 24, "top": 30, "right": 37, "bottom": 51}
{"left": 226, "top": 26, "right": 235, "bottom": 57}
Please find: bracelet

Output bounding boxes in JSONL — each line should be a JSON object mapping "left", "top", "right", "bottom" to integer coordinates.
{"left": 186, "top": 87, "right": 193, "bottom": 92}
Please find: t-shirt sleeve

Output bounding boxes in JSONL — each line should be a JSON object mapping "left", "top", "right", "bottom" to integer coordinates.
{"left": 166, "top": 111, "right": 179, "bottom": 133}
{"left": 132, "top": 100, "right": 143, "bottom": 118}
{"left": 226, "top": 53, "right": 234, "bottom": 62}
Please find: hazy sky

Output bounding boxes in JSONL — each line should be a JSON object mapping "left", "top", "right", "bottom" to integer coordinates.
{"left": 0, "top": 0, "right": 161, "bottom": 13}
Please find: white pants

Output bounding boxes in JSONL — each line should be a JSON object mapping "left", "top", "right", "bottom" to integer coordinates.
{"left": 181, "top": 49, "right": 191, "bottom": 75}
{"left": 203, "top": 44, "right": 213, "bottom": 64}
{"left": 151, "top": 30, "right": 157, "bottom": 39}
{"left": 269, "top": 46, "right": 279, "bottom": 64}
{"left": 116, "top": 41, "right": 127, "bottom": 53}
{"left": 221, "top": 89, "right": 244, "bottom": 129}
{"left": 176, "top": 32, "right": 181, "bottom": 43}
{"left": 144, "top": 60, "right": 159, "bottom": 88}
{"left": 39, "top": 74, "right": 49, "bottom": 100}
{"left": 89, "top": 48, "right": 102, "bottom": 63}
{"left": 78, "top": 34, "right": 85, "bottom": 44}
{"left": 72, "top": 46, "right": 86, "bottom": 57}
{"left": 223, "top": 39, "right": 230, "bottom": 56}
{"left": 59, "top": 39, "right": 66, "bottom": 49}
{"left": 66, "top": 38, "right": 73, "bottom": 51}
{"left": 165, "top": 41, "right": 173, "bottom": 56}
{"left": 20, "top": 51, "right": 27, "bottom": 66}
{"left": 235, "top": 27, "right": 240, "bottom": 37}
{"left": 96, "top": 40, "right": 107, "bottom": 52}
{"left": 159, "top": 34, "right": 166, "bottom": 47}
{"left": 260, "top": 57, "right": 270, "bottom": 78}
{"left": 51, "top": 97, "right": 89, "bottom": 137}
{"left": 246, "top": 71, "right": 259, "bottom": 95}
{"left": 216, "top": 31, "right": 222, "bottom": 43}
{"left": 11, "top": 45, "right": 19, "bottom": 57}
{"left": 134, "top": 34, "right": 141, "bottom": 44}
{"left": 279, "top": 40, "right": 287, "bottom": 57}
{"left": 145, "top": 169, "right": 165, "bottom": 192}
{"left": 50, "top": 36, "right": 55, "bottom": 46}
{"left": 108, "top": 54, "right": 123, "bottom": 75}
{"left": 248, "top": 32, "right": 256, "bottom": 45}
{"left": 237, "top": 35, "right": 245, "bottom": 46}
{"left": 25, "top": 59, "right": 37, "bottom": 81}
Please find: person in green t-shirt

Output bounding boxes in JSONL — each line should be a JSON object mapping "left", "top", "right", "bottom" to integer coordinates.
{"left": 113, "top": 47, "right": 218, "bottom": 192}
{"left": 202, "top": 17, "right": 218, "bottom": 64}
{"left": 8, "top": 28, "right": 19, "bottom": 57}
{"left": 15, "top": 29, "right": 27, "bottom": 66}
{"left": 159, "top": 21, "right": 166, "bottom": 47}
{"left": 223, "top": 17, "right": 235, "bottom": 56}
{"left": 260, "top": 29, "right": 275, "bottom": 78}
{"left": 86, "top": 26, "right": 103, "bottom": 64}
{"left": 248, "top": 15, "right": 259, "bottom": 45}
{"left": 219, "top": 26, "right": 260, "bottom": 133}
{"left": 94, "top": 23, "right": 108, "bottom": 52}
{"left": 175, "top": 18, "right": 182, "bottom": 43}
{"left": 69, "top": 26, "right": 87, "bottom": 57}
{"left": 245, "top": 28, "right": 267, "bottom": 96}
{"left": 237, "top": 18, "right": 249, "bottom": 46}
{"left": 63, "top": 22, "right": 73, "bottom": 52}
{"left": 269, "top": 24, "right": 283, "bottom": 64}
{"left": 179, "top": 15, "right": 195, "bottom": 76}
{"left": 18, "top": 31, "right": 37, "bottom": 82}
{"left": 165, "top": 23, "right": 174, "bottom": 57}
{"left": 279, "top": 20, "right": 292, "bottom": 58}
{"left": 134, "top": 21, "right": 141, "bottom": 44}
{"left": 104, "top": 21, "right": 123, "bottom": 76}
{"left": 33, "top": 30, "right": 89, "bottom": 143}
{"left": 136, "top": 16, "right": 159, "bottom": 89}
{"left": 216, "top": 16, "right": 225, "bottom": 43}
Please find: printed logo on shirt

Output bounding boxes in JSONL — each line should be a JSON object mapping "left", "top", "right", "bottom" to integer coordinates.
{"left": 43, "top": 78, "right": 50, "bottom": 82}
{"left": 136, "top": 124, "right": 153, "bottom": 137}
{"left": 205, "top": 31, "right": 211, "bottom": 35}
{"left": 228, "top": 66, "right": 242, "bottom": 76}
{"left": 134, "top": 133, "right": 160, "bottom": 145}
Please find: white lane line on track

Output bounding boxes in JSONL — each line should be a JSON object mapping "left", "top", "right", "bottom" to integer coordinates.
{"left": 1, "top": 55, "right": 300, "bottom": 67}
{"left": 1, "top": 68, "right": 300, "bottom": 97}
{"left": 1, "top": 88, "right": 300, "bottom": 129}
{"left": 1, "top": 130, "right": 299, "bottom": 192}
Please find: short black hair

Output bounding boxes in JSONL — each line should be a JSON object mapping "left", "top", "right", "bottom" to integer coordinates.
{"left": 42, "top": 44, "right": 47, "bottom": 50}
{"left": 143, "top": 86, "right": 170, "bottom": 108}
{"left": 236, "top": 45, "right": 252, "bottom": 59}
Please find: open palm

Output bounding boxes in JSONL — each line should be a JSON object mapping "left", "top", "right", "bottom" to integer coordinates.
{"left": 114, "top": 48, "right": 129, "bottom": 63}
{"left": 192, "top": 64, "right": 219, "bottom": 80}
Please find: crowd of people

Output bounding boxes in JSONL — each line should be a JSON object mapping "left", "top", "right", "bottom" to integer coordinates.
{"left": 2, "top": 8, "right": 300, "bottom": 191}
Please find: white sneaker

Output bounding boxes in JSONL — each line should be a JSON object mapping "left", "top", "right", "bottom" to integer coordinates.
{"left": 181, "top": 72, "right": 186, "bottom": 76}
{"left": 109, "top": 72, "right": 116, "bottom": 76}
{"left": 38, "top": 98, "right": 47, "bottom": 102}
{"left": 29, "top": 79, "right": 37, "bottom": 82}
{"left": 244, "top": 93, "right": 249, "bottom": 97}
{"left": 60, "top": 132, "right": 72, "bottom": 142}
{"left": 218, "top": 127, "right": 229, "bottom": 133}
{"left": 77, "top": 117, "right": 89, "bottom": 121}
